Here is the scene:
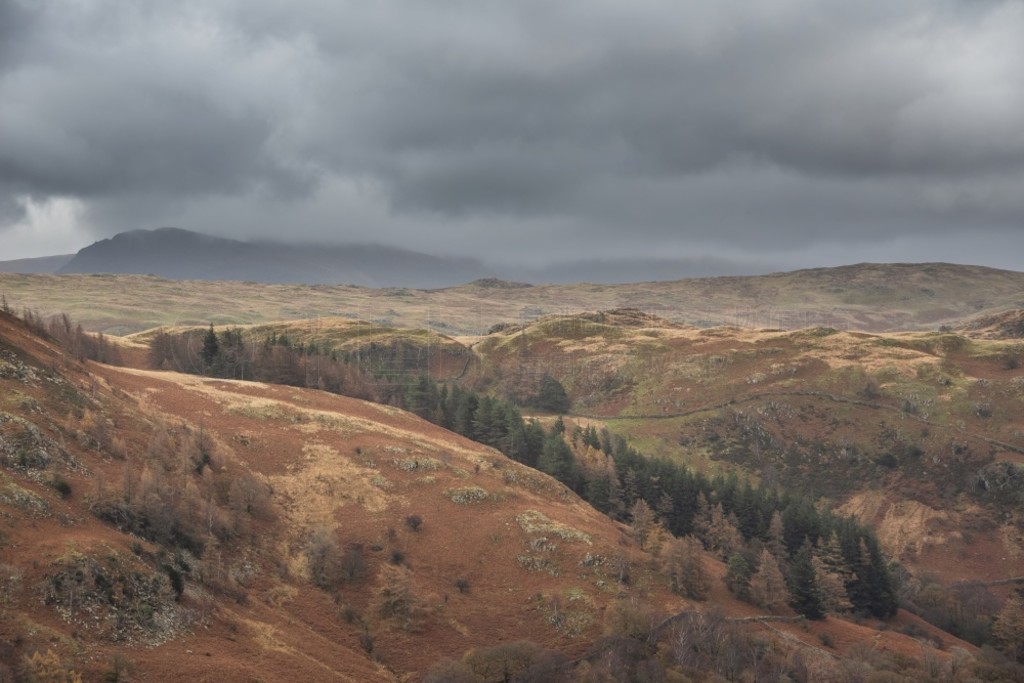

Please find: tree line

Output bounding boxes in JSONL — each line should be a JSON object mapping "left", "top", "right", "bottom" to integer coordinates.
{"left": 403, "top": 373, "right": 898, "bottom": 621}
{"left": 146, "top": 326, "right": 898, "bottom": 621}
{"left": 148, "top": 326, "right": 376, "bottom": 399}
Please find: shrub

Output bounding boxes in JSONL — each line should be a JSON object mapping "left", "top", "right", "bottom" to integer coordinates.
{"left": 455, "top": 577, "right": 470, "bottom": 594}
{"left": 374, "top": 565, "right": 426, "bottom": 631}
{"left": 405, "top": 514, "right": 423, "bottom": 532}
{"left": 51, "top": 476, "right": 72, "bottom": 499}
{"left": 341, "top": 544, "right": 367, "bottom": 582}
{"left": 340, "top": 604, "right": 360, "bottom": 624}
{"left": 359, "top": 629, "right": 374, "bottom": 654}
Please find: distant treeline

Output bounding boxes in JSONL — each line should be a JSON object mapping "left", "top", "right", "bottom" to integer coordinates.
{"left": 148, "top": 326, "right": 377, "bottom": 399}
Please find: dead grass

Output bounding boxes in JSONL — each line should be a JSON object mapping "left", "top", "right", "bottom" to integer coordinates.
{"left": 5, "top": 263, "right": 1024, "bottom": 336}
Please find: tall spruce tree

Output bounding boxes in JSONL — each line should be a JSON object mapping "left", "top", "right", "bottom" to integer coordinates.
{"left": 788, "top": 540, "right": 825, "bottom": 620}
{"left": 201, "top": 323, "right": 220, "bottom": 373}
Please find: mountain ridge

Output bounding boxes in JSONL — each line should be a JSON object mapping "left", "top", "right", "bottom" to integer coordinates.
{"left": 57, "top": 227, "right": 490, "bottom": 288}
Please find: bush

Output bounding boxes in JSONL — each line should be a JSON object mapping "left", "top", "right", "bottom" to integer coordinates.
{"left": 405, "top": 514, "right": 423, "bottom": 532}
{"left": 340, "top": 604, "right": 360, "bottom": 624}
{"left": 50, "top": 476, "right": 72, "bottom": 499}
{"left": 529, "top": 374, "right": 570, "bottom": 413}
{"left": 455, "top": 577, "right": 470, "bottom": 594}
{"left": 341, "top": 544, "right": 367, "bottom": 582}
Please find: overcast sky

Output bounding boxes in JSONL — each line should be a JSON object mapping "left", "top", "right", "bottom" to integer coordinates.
{"left": 2, "top": 0, "right": 1023, "bottom": 273}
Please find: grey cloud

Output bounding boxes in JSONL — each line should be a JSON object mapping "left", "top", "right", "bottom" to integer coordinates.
{"left": 0, "top": 0, "right": 37, "bottom": 68}
{"left": 0, "top": 1, "right": 313, "bottom": 203}
{"left": 299, "top": 0, "right": 1024, "bottom": 224}
{"left": 2, "top": 0, "right": 1024, "bottom": 266}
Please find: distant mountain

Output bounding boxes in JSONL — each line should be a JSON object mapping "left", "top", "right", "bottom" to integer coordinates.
{"left": 54, "top": 227, "right": 775, "bottom": 287}
{"left": 0, "top": 254, "right": 74, "bottom": 273}
{"left": 57, "top": 227, "right": 489, "bottom": 288}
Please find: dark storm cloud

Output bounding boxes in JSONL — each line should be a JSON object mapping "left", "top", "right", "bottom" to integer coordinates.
{"left": 0, "top": 0, "right": 36, "bottom": 65}
{"left": 2, "top": 0, "right": 1023, "bottom": 266}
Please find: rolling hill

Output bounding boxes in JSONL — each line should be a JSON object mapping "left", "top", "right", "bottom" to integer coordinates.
{"left": 3, "top": 304, "right": 1008, "bottom": 680}
{"left": 3, "top": 261, "right": 1024, "bottom": 336}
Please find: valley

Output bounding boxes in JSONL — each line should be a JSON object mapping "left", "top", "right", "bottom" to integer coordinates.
{"left": 2, "top": 264, "right": 1024, "bottom": 681}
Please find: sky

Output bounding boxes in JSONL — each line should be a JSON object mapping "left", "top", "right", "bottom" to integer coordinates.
{"left": 2, "top": 0, "right": 1024, "bottom": 274}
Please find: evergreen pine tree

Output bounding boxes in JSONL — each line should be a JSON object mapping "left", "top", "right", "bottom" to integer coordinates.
{"left": 812, "top": 554, "right": 853, "bottom": 615}
{"left": 201, "top": 323, "right": 220, "bottom": 373}
{"left": 788, "top": 540, "right": 825, "bottom": 620}
{"left": 521, "top": 419, "right": 545, "bottom": 468}
{"left": 584, "top": 472, "right": 612, "bottom": 514}
{"left": 606, "top": 466, "right": 626, "bottom": 521}
{"left": 846, "top": 537, "right": 897, "bottom": 618}
{"left": 406, "top": 376, "right": 437, "bottom": 419}
{"left": 437, "top": 384, "right": 452, "bottom": 429}
{"left": 813, "top": 531, "right": 855, "bottom": 615}
{"left": 538, "top": 432, "right": 574, "bottom": 484}
{"left": 725, "top": 552, "right": 755, "bottom": 601}
{"left": 454, "top": 393, "right": 478, "bottom": 440}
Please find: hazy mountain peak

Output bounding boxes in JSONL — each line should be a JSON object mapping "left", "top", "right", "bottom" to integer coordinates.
{"left": 57, "top": 227, "right": 488, "bottom": 288}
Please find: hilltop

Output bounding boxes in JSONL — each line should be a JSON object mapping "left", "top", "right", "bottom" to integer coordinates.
{"left": 55, "top": 227, "right": 488, "bottom": 289}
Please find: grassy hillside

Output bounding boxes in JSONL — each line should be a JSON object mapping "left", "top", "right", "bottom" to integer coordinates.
{"left": 1, "top": 310, "right": 670, "bottom": 679}
{"left": 468, "top": 312, "right": 1024, "bottom": 587}
{"left": 4, "top": 310, "right": 1012, "bottom": 679}
{"left": 3, "top": 261, "right": 1024, "bottom": 335}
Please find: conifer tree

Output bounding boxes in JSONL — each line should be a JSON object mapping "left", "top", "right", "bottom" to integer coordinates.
{"left": 814, "top": 531, "right": 854, "bottom": 615}
{"left": 630, "top": 498, "right": 655, "bottom": 550}
{"left": 725, "top": 552, "right": 755, "bottom": 601}
{"left": 584, "top": 472, "right": 612, "bottom": 514}
{"left": 846, "top": 537, "right": 897, "bottom": 618}
{"left": 704, "top": 503, "right": 743, "bottom": 559}
{"left": 667, "top": 535, "right": 709, "bottom": 600}
{"left": 788, "top": 540, "right": 825, "bottom": 620}
{"left": 454, "top": 392, "right": 478, "bottom": 439}
{"left": 693, "top": 492, "right": 712, "bottom": 539}
{"left": 201, "top": 323, "right": 220, "bottom": 372}
{"left": 606, "top": 466, "right": 626, "bottom": 521}
{"left": 751, "top": 548, "right": 789, "bottom": 612}
{"left": 812, "top": 554, "right": 853, "bottom": 615}
{"left": 538, "top": 431, "right": 574, "bottom": 484}
{"left": 621, "top": 468, "right": 641, "bottom": 508}
{"left": 521, "top": 419, "right": 545, "bottom": 468}
{"left": 992, "top": 592, "right": 1024, "bottom": 663}
{"left": 766, "top": 510, "right": 787, "bottom": 560}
